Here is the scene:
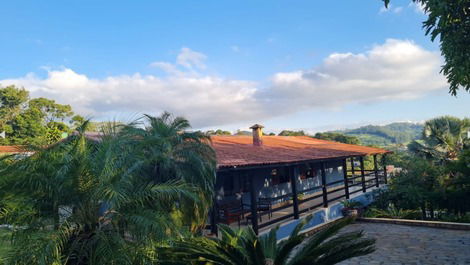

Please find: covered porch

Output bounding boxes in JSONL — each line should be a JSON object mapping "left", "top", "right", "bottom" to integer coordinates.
{"left": 211, "top": 154, "right": 389, "bottom": 235}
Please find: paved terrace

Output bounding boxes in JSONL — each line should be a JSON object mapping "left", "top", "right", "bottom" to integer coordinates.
{"left": 338, "top": 222, "right": 470, "bottom": 265}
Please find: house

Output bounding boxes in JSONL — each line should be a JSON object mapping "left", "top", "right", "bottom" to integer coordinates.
{"left": 209, "top": 124, "right": 391, "bottom": 234}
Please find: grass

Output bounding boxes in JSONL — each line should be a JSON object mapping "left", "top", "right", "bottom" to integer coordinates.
{"left": 0, "top": 228, "right": 11, "bottom": 259}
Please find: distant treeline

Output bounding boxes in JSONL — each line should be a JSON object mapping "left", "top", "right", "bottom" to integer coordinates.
{"left": 205, "top": 122, "right": 424, "bottom": 147}
{"left": 338, "top": 122, "right": 424, "bottom": 146}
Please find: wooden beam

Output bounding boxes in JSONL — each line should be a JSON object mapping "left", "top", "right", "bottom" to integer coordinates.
{"left": 291, "top": 166, "right": 300, "bottom": 219}
{"left": 249, "top": 177, "right": 259, "bottom": 235}
{"left": 373, "top": 155, "right": 379, "bottom": 187}
{"left": 320, "top": 162, "right": 328, "bottom": 207}
{"left": 217, "top": 155, "right": 359, "bottom": 173}
{"left": 342, "top": 159, "right": 350, "bottom": 199}
{"left": 359, "top": 156, "right": 366, "bottom": 193}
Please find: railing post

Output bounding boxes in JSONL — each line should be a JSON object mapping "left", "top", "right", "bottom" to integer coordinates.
{"left": 342, "top": 159, "right": 350, "bottom": 199}
{"left": 249, "top": 178, "right": 259, "bottom": 235}
{"left": 373, "top": 155, "right": 379, "bottom": 187}
{"left": 291, "top": 166, "right": 300, "bottom": 219}
{"left": 320, "top": 162, "right": 328, "bottom": 207}
{"left": 360, "top": 156, "right": 366, "bottom": 193}
{"left": 382, "top": 154, "right": 388, "bottom": 184}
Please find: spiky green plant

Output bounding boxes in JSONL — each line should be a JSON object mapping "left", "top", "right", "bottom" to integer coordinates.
{"left": 157, "top": 216, "right": 375, "bottom": 265}
{"left": 408, "top": 116, "right": 470, "bottom": 161}
{"left": 0, "top": 113, "right": 216, "bottom": 264}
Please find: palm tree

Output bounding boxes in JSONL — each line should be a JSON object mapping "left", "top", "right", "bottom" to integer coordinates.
{"left": 0, "top": 113, "right": 216, "bottom": 264}
{"left": 408, "top": 116, "right": 470, "bottom": 161}
{"left": 120, "top": 112, "right": 216, "bottom": 231}
{"left": 157, "top": 216, "right": 375, "bottom": 265}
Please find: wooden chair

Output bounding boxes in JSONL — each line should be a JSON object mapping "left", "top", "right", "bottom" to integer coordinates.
{"left": 217, "top": 200, "right": 244, "bottom": 227}
{"left": 257, "top": 197, "right": 273, "bottom": 220}
{"left": 245, "top": 197, "right": 273, "bottom": 224}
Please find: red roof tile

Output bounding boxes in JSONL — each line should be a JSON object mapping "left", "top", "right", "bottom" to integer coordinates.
{"left": 211, "top": 136, "right": 390, "bottom": 168}
{"left": 0, "top": 146, "right": 27, "bottom": 154}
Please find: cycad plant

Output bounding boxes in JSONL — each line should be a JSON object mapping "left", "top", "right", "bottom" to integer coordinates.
{"left": 0, "top": 113, "right": 216, "bottom": 264}
{"left": 158, "top": 216, "right": 375, "bottom": 265}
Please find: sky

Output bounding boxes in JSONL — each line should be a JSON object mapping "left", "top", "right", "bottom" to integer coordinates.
{"left": 0, "top": 0, "right": 469, "bottom": 133}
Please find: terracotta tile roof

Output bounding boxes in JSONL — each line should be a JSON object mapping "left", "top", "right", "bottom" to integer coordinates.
{"left": 210, "top": 136, "right": 391, "bottom": 169}
{"left": 0, "top": 146, "right": 28, "bottom": 154}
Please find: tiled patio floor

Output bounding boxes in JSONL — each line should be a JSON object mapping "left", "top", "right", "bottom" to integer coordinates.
{"left": 338, "top": 222, "right": 470, "bottom": 265}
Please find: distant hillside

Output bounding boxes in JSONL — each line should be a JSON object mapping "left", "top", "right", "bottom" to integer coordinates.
{"left": 333, "top": 122, "right": 423, "bottom": 146}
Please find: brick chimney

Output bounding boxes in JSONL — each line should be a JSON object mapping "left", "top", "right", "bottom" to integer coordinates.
{"left": 250, "top": 124, "right": 264, "bottom": 146}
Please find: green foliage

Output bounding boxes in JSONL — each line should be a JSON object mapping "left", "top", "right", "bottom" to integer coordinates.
{"left": 382, "top": 0, "right": 470, "bottom": 95}
{"left": 342, "top": 122, "right": 423, "bottom": 146}
{"left": 369, "top": 116, "right": 470, "bottom": 221}
{"left": 314, "top": 132, "right": 360, "bottom": 145}
{"left": 0, "top": 85, "right": 79, "bottom": 145}
{"left": 206, "top": 129, "right": 232, "bottom": 135}
{"left": 443, "top": 149, "right": 470, "bottom": 215}
{"left": 158, "top": 216, "right": 375, "bottom": 265}
{"left": 234, "top": 130, "right": 251, "bottom": 136}
{"left": 0, "top": 228, "right": 12, "bottom": 261}
{"left": 0, "top": 85, "right": 29, "bottom": 124}
{"left": 0, "top": 112, "right": 216, "bottom": 264}
{"left": 365, "top": 204, "right": 419, "bottom": 219}
{"left": 408, "top": 116, "right": 470, "bottom": 161}
{"left": 278, "top": 130, "right": 306, "bottom": 136}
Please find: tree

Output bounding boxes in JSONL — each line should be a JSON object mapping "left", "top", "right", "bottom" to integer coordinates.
{"left": 0, "top": 113, "right": 216, "bottom": 264}
{"left": 382, "top": 0, "right": 470, "bottom": 95}
{"left": 158, "top": 216, "right": 375, "bottom": 265}
{"left": 0, "top": 85, "right": 29, "bottom": 126}
{"left": 121, "top": 112, "right": 217, "bottom": 232}
{"left": 444, "top": 148, "right": 470, "bottom": 215}
{"left": 408, "top": 116, "right": 470, "bottom": 161}
{"left": 206, "top": 129, "right": 232, "bottom": 135}
{"left": 314, "top": 132, "right": 361, "bottom": 145}
{"left": 278, "top": 130, "right": 306, "bottom": 136}
{"left": 0, "top": 86, "right": 79, "bottom": 145}
{"left": 385, "top": 158, "right": 444, "bottom": 219}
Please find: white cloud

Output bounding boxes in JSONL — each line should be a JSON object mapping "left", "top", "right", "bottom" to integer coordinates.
{"left": 409, "top": 2, "right": 426, "bottom": 14}
{"left": 176, "top": 47, "right": 207, "bottom": 69}
{"left": 261, "top": 39, "right": 446, "bottom": 113}
{"left": 1, "top": 40, "right": 446, "bottom": 128}
{"left": 379, "top": 4, "right": 403, "bottom": 14}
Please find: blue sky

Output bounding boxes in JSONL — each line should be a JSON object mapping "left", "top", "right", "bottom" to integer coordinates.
{"left": 1, "top": 0, "right": 468, "bottom": 133}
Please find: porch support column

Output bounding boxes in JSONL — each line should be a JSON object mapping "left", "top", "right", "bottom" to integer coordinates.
{"left": 360, "top": 156, "right": 366, "bottom": 193}
{"left": 373, "top": 155, "right": 380, "bottom": 187}
{"left": 350, "top": 157, "right": 355, "bottom": 176}
{"left": 290, "top": 166, "right": 300, "bottom": 219}
{"left": 342, "top": 159, "right": 350, "bottom": 199}
{"left": 210, "top": 200, "right": 218, "bottom": 235}
{"left": 320, "top": 162, "right": 328, "bottom": 207}
{"left": 249, "top": 177, "right": 259, "bottom": 235}
{"left": 382, "top": 154, "right": 388, "bottom": 184}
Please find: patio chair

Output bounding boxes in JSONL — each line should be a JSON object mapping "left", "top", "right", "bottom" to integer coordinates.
{"left": 217, "top": 200, "right": 244, "bottom": 227}
{"left": 257, "top": 197, "right": 273, "bottom": 220}
{"left": 245, "top": 197, "right": 273, "bottom": 224}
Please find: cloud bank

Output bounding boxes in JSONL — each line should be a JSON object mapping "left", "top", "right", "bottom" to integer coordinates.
{"left": 1, "top": 40, "right": 446, "bottom": 128}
